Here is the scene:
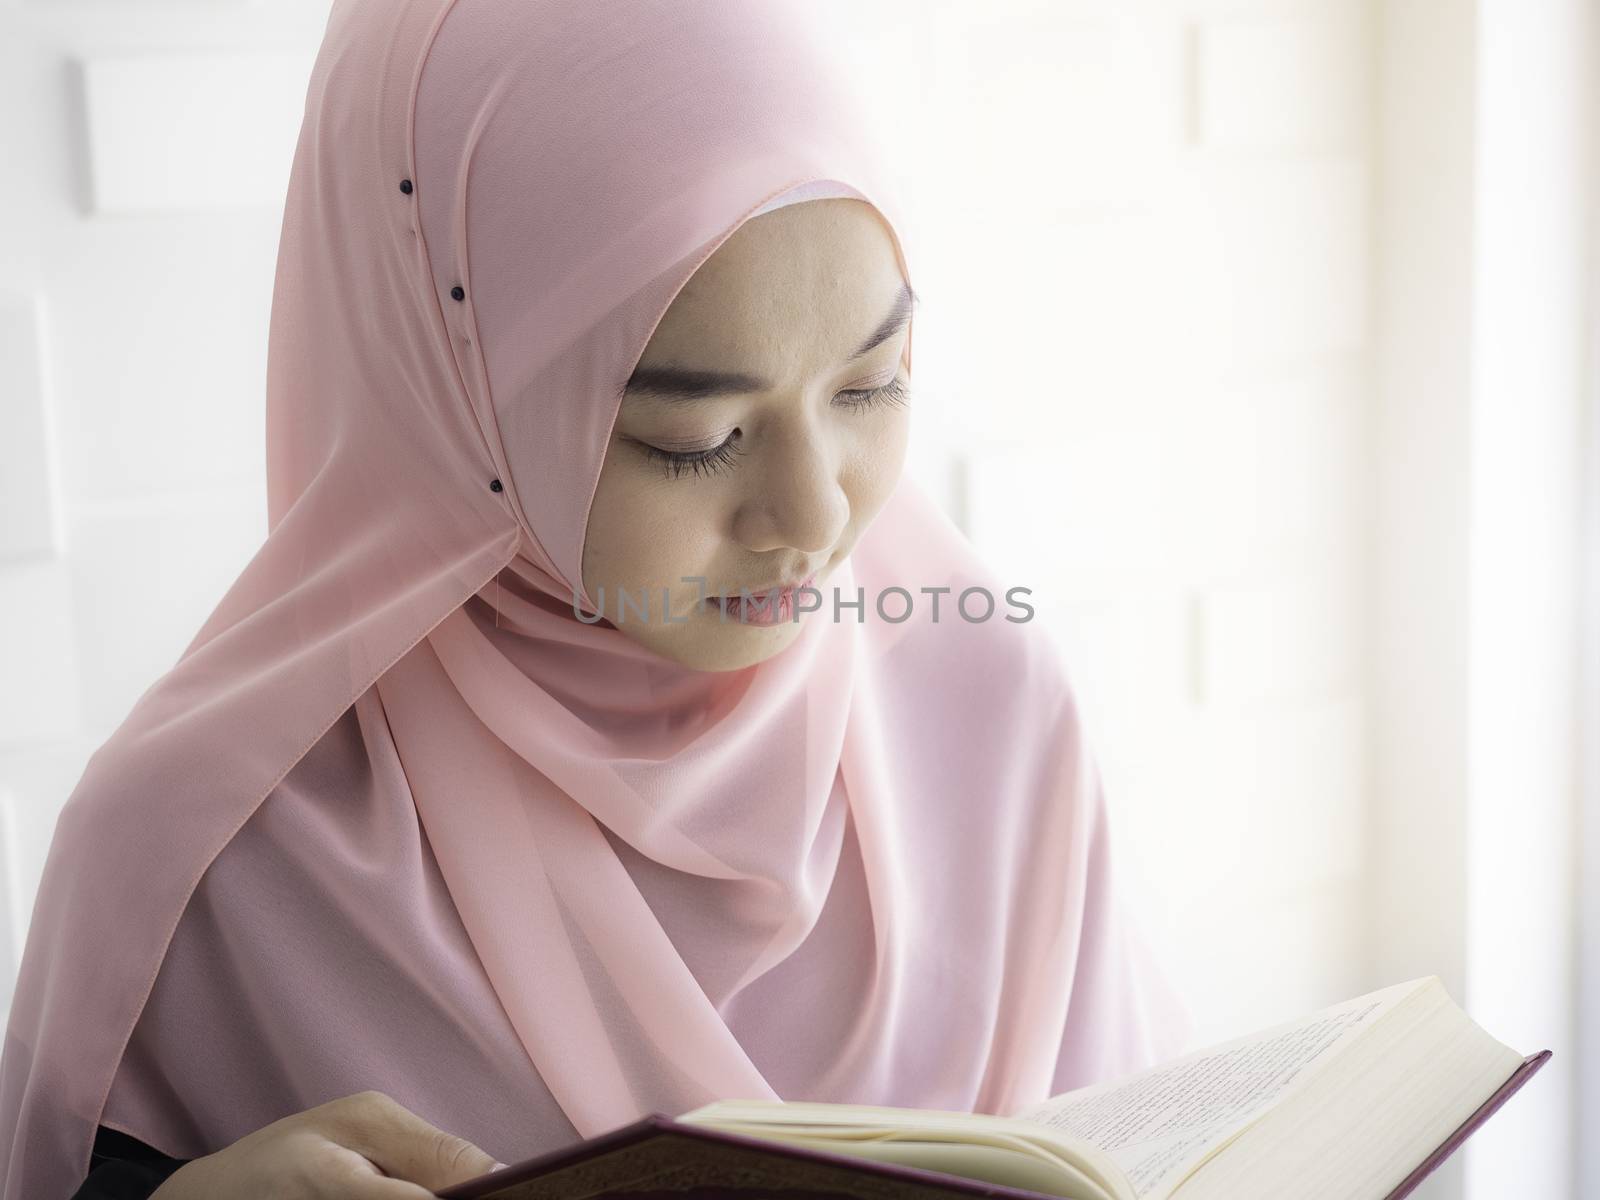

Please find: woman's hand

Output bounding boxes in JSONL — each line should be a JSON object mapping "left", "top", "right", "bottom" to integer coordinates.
{"left": 148, "top": 1089, "right": 503, "bottom": 1199}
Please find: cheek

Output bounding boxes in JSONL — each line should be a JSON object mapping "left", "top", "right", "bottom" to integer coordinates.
{"left": 846, "top": 409, "right": 911, "bottom": 509}
{"left": 585, "top": 470, "right": 725, "bottom": 590}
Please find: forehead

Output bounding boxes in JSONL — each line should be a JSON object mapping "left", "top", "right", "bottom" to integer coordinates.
{"left": 638, "top": 199, "right": 904, "bottom": 370}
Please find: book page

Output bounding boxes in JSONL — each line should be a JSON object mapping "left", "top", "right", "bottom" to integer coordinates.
{"left": 1010, "top": 980, "right": 1427, "bottom": 1198}
{"left": 678, "top": 1103, "right": 1136, "bottom": 1200}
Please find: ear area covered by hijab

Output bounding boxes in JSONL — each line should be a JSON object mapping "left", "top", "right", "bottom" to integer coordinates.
{"left": 0, "top": 1, "right": 1192, "bottom": 1197}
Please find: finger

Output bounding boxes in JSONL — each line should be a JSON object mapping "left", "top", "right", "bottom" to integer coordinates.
{"left": 321, "top": 1163, "right": 438, "bottom": 1199}
{"left": 312, "top": 1142, "right": 441, "bottom": 1200}
{"left": 325, "top": 1091, "right": 501, "bottom": 1191}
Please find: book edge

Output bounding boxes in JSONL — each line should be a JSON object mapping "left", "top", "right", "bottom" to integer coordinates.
{"left": 435, "top": 1112, "right": 1109, "bottom": 1200}
{"left": 1380, "top": 1049, "right": 1553, "bottom": 1200}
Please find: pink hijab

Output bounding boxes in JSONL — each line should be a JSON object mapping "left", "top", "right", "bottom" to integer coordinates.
{"left": 0, "top": 0, "right": 1192, "bottom": 1194}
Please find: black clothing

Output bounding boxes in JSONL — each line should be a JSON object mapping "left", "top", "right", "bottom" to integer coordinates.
{"left": 71, "top": 1125, "right": 192, "bottom": 1200}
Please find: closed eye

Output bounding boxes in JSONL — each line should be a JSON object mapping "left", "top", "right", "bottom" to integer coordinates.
{"left": 635, "top": 376, "right": 911, "bottom": 481}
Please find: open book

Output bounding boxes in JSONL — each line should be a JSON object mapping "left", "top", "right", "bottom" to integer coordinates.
{"left": 437, "top": 976, "right": 1548, "bottom": 1200}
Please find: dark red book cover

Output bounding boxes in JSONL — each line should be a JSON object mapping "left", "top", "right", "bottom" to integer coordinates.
{"left": 436, "top": 1050, "right": 1551, "bottom": 1200}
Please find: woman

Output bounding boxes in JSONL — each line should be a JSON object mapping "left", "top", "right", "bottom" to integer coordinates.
{"left": 2, "top": 1, "right": 1192, "bottom": 1197}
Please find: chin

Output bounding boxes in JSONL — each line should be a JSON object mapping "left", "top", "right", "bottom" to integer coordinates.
{"left": 647, "top": 620, "right": 807, "bottom": 673}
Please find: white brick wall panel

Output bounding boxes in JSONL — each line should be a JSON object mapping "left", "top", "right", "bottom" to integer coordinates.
{"left": 0, "top": 293, "right": 60, "bottom": 561}
{"left": 82, "top": 52, "right": 314, "bottom": 213}
{"left": 0, "top": 559, "right": 81, "bottom": 745}
{"left": 1192, "top": 15, "right": 1368, "bottom": 151}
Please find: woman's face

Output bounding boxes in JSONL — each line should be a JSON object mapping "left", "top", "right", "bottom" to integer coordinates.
{"left": 581, "top": 198, "right": 913, "bottom": 672}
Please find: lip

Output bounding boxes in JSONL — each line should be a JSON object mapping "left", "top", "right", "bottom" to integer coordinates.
{"left": 712, "top": 571, "right": 817, "bottom": 600}
{"left": 707, "top": 572, "right": 817, "bottom": 626}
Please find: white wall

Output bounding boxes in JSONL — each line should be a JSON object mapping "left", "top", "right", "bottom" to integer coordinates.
{"left": 1366, "top": 4, "right": 1478, "bottom": 1195}
{"left": 0, "top": 1, "right": 1590, "bottom": 1194}
{"left": 1461, "top": 2, "right": 1588, "bottom": 1191}
{"left": 1369, "top": 2, "right": 1594, "bottom": 1196}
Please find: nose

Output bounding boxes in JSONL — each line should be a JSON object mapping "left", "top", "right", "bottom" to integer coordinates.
{"left": 730, "top": 417, "right": 850, "bottom": 556}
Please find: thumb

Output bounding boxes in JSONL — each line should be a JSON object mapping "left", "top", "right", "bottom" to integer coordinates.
{"left": 345, "top": 1094, "right": 502, "bottom": 1191}
{"left": 413, "top": 1128, "right": 502, "bottom": 1190}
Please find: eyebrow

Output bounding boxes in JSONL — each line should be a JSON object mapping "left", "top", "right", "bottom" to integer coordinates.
{"left": 622, "top": 281, "right": 918, "bottom": 404}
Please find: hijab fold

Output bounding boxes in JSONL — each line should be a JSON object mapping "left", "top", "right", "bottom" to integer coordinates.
{"left": 0, "top": 1, "right": 1191, "bottom": 1194}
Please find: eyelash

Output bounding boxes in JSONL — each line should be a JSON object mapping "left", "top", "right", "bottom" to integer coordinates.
{"left": 639, "top": 377, "right": 911, "bottom": 481}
